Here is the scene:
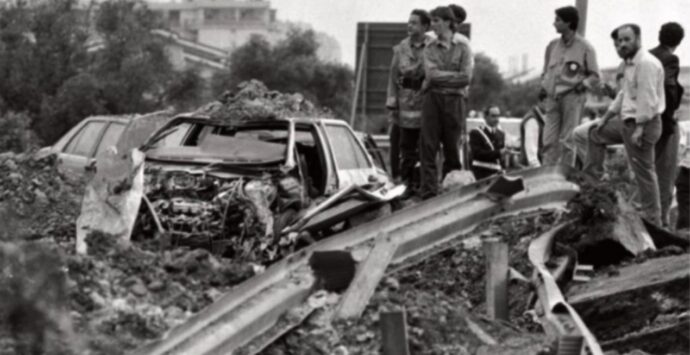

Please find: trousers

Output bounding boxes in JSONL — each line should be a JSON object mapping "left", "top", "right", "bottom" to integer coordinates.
{"left": 419, "top": 91, "right": 463, "bottom": 198}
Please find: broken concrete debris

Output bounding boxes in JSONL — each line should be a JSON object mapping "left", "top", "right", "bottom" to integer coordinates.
{"left": 2, "top": 80, "right": 688, "bottom": 355}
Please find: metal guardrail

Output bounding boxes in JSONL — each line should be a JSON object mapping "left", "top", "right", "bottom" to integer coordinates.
{"left": 134, "top": 165, "right": 580, "bottom": 355}
{"left": 528, "top": 223, "right": 604, "bottom": 355}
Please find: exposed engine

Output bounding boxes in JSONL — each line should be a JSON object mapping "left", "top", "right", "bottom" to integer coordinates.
{"left": 135, "top": 166, "right": 301, "bottom": 262}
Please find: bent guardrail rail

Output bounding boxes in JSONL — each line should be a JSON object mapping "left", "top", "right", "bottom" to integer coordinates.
{"left": 528, "top": 222, "right": 604, "bottom": 355}
{"left": 134, "top": 165, "right": 580, "bottom": 355}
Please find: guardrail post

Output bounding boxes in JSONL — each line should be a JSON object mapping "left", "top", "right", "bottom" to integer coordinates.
{"left": 381, "top": 309, "right": 410, "bottom": 355}
{"left": 484, "top": 238, "right": 509, "bottom": 321}
{"left": 335, "top": 234, "right": 397, "bottom": 319}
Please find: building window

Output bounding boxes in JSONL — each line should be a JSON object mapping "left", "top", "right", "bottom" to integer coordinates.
{"left": 204, "top": 9, "right": 218, "bottom": 21}
{"left": 240, "top": 9, "right": 262, "bottom": 22}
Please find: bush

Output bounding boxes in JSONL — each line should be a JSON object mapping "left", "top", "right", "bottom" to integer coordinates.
{"left": 38, "top": 73, "right": 105, "bottom": 144}
{"left": 0, "top": 111, "right": 41, "bottom": 152}
{"left": 213, "top": 28, "right": 354, "bottom": 119}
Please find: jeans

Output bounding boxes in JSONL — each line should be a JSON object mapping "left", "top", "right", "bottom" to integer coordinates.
{"left": 419, "top": 92, "right": 463, "bottom": 199}
{"left": 572, "top": 119, "right": 599, "bottom": 169}
{"left": 543, "top": 92, "right": 586, "bottom": 166}
{"left": 583, "top": 117, "right": 624, "bottom": 177}
{"left": 676, "top": 167, "right": 689, "bottom": 230}
{"left": 389, "top": 123, "right": 400, "bottom": 180}
{"left": 621, "top": 117, "right": 662, "bottom": 225}
{"left": 655, "top": 123, "right": 680, "bottom": 226}
{"left": 399, "top": 127, "right": 421, "bottom": 190}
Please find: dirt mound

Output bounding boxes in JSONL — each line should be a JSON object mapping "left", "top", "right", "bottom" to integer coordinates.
{"left": 193, "top": 80, "right": 330, "bottom": 122}
{"left": 0, "top": 152, "right": 84, "bottom": 241}
{"left": 67, "top": 232, "right": 255, "bottom": 354}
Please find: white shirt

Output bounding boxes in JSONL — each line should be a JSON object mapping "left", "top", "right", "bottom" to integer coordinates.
{"left": 681, "top": 126, "right": 690, "bottom": 168}
{"left": 523, "top": 116, "right": 542, "bottom": 168}
{"left": 608, "top": 49, "right": 665, "bottom": 124}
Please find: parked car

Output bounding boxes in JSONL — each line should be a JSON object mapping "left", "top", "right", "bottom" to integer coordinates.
{"left": 36, "top": 115, "right": 131, "bottom": 175}
{"left": 132, "top": 114, "right": 405, "bottom": 258}
{"left": 36, "top": 111, "right": 175, "bottom": 178}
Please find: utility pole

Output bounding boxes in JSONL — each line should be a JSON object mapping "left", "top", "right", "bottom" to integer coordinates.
{"left": 575, "top": 0, "right": 588, "bottom": 36}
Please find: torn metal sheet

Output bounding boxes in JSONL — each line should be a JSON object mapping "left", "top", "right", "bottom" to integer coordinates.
{"left": 528, "top": 222, "right": 604, "bottom": 355}
{"left": 75, "top": 149, "right": 145, "bottom": 254}
{"left": 611, "top": 193, "right": 656, "bottom": 255}
{"left": 116, "top": 110, "right": 175, "bottom": 154}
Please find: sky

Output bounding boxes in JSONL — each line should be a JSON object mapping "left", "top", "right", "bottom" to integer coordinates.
{"left": 270, "top": 0, "right": 690, "bottom": 74}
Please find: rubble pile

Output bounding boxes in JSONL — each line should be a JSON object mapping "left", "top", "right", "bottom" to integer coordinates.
{"left": 68, "top": 232, "right": 255, "bottom": 354}
{"left": 0, "top": 153, "right": 257, "bottom": 354}
{"left": 193, "top": 79, "right": 330, "bottom": 123}
{"left": 0, "top": 153, "right": 83, "bottom": 240}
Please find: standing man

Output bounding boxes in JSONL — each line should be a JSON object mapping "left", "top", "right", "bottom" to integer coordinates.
{"left": 419, "top": 6, "right": 472, "bottom": 199}
{"left": 597, "top": 24, "right": 666, "bottom": 225}
{"left": 541, "top": 6, "right": 600, "bottom": 166}
{"left": 470, "top": 106, "right": 505, "bottom": 180}
{"left": 650, "top": 22, "right": 685, "bottom": 227}
{"left": 520, "top": 90, "right": 547, "bottom": 168}
{"left": 386, "top": 9, "right": 431, "bottom": 195}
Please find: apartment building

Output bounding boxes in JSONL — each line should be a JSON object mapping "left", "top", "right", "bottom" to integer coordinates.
{"left": 147, "top": 0, "right": 277, "bottom": 51}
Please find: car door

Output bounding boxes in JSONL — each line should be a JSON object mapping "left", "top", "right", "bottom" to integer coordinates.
{"left": 58, "top": 120, "right": 108, "bottom": 175}
{"left": 95, "top": 122, "right": 127, "bottom": 158}
{"left": 321, "top": 122, "right": 377, "bottom": 189}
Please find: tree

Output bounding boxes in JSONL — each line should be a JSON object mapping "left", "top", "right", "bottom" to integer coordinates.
{"left": 213, "top": 28, "right": 354, "bottom": 118}
{"left": 498, "top": 78, "right": 541, "bottom": 117}
{"left": 0, "top": 0, "right": 88, "bottom": 115}
{"left": 0, "top": 0, "right": 200, "bottom": 145}
{"left": 466, "top": 53, "right": 542, "bottom": 117}
{"left": 91, "top": 0, "right": 173, "bottom": 114}
{"left": 163, "top": 68, "right": 206, "bottom": 111}
{"left": 468, "top": 53, "right": 505, "bottom": 112}
{"left": 38, "top": 73, "right": 105, "bottom": 143}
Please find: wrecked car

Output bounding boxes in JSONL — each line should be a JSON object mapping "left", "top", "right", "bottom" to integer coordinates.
{"left": 132, "top": 114, "right": 405, "bottom": 260}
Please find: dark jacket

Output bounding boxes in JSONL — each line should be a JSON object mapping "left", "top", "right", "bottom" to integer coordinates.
{"left": 649, "top": 45, "right": 685, "bottom": 137}
{"left": 469, "top": 125, "right": 505, "bottom": 173}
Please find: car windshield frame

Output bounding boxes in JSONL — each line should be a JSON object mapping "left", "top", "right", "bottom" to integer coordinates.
{"left": 144, "top": 117, "right": 294, "bottom": 166}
